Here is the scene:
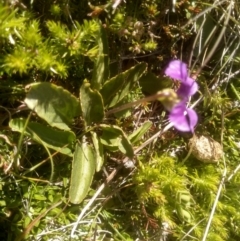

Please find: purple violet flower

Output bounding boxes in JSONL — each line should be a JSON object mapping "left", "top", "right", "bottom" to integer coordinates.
{"left": 164, "top": 60, "right": 198, "bottom": 132}
{"left": 169, "top": 102, "right": 198, "bottom": 132}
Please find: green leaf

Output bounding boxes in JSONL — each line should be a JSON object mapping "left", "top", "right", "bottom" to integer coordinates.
{"left": 128, "top": 121, "right": 152, "bottom": 144}
{"left": 176, "top": 206, "right": 193, "bottom": 223}
{"left": 9, "top": 118, "right": 76, "bottom": 156}
{"left": 91, "top": 24, "right": 109, "bottom": 90}
{"left": 24, "top": 82, "right": 81, "bottom": 130}
{"left": 69, "top": 142, "right": 96, "bottom": 204}
{"left": 139, "top": 72, "right": 172, "bottom": 95}
{"left": 91, "top": 131, "right": 104, "bottom": 172}
{"left": 100, "top": 62, "right": 147, "bottom": 108}
{"left": 100, "top": 124, "right": 134, "bottom": 158}
{"left": 33, "top": 194, "right": 47, "bottom": 201}
{"left": 80, "top": 80, "right": 104, "bottom": 126}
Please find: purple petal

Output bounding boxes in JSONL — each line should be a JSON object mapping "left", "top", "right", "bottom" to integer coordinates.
{"left": 169, "top": 103, "right": 198, "bottom": 132}
{"left": 164, "top": 60, "right": 188, "bottom": 82}
{"left": 177, "top": 78, "right": 198, "bottom": 98}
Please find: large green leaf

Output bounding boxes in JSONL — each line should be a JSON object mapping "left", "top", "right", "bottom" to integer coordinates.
{"left": 139, "top": 72, "right": 172, "bottom": 95}
{"left": 100, "top": 124, "right": 134, "bottom": 158}
{"left": 100, "top": 62, "right": 147, "bottom": 108}
{"left": 24, "top": 82, "right": 81, "bottom": 130}
{"left": 80, "top": 80, "right": 104, "bottom": 126}
{"left": 9, "top": 118, "right": 76, "bottom": 156}
{"left": 91, "top": 24, "right": 109, "bottom": 90}
{"left": 69, "top": 142, "right": 96, "bottom": 204}
{"left": 91, "top": 131, "right": 104, "bottom": 172}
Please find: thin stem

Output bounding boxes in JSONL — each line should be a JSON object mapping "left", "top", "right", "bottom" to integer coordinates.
{"left": 106, "top": 89, "right": 178, "bottom": 115}
{"left": 106, "top": 92, "right": 164, "bottom": 115}
{"left": 201, "top": 101, "right": 227, "bottom": 241}
{"left": 201, "top": 164, "right": 227, "bottom": 241}
{"left": 180, "top": 218, "right": 206, "bottom": 241}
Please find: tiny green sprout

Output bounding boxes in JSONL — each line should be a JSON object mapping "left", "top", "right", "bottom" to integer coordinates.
{"left": 50, "top": 4, "right": 62, "bottom": 17}
{"left": 113, "top": 12, "right": 125, "bottom": 24}
{"left": 143, "top": 40, "right": 157, "bottom": 52}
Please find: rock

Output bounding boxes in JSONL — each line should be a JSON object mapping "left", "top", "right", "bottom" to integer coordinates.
{"left": 188, "top": 135, "right": 223, "bottom": 163}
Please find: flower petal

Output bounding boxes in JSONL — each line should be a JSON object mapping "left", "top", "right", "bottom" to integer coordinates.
{"left": 164, "top": 60, "right": 188, "bottom": 82}
{"left": 169, "top": 103, "right": 198, "bottom": 132}
{"left": 177, "top": 78, "right": 198, "bottom": 98}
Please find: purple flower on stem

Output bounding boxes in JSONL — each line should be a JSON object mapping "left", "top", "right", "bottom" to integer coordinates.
{"left": 164, "top": 60, "right": 198, "bottom": 132}
{"left": 169, "top": 102, "right": 198, "bottom": 132}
